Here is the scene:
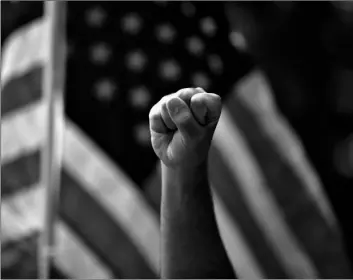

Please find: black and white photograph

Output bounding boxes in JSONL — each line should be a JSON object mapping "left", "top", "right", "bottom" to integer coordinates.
{"left": 1, "top": 1, "right": 353, "bottom": 278}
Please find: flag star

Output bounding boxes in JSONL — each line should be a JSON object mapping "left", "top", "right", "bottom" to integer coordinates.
{"left": 129, "top": 86, "right": 151, "bottom": 109}
{"left": 134, "top": 123, "right": 151, "bottom": 146}
{"left": 85, "top": 6, "right": 106, "bottom": 28}
{"left": 126, "top": 50, "right": 147, "bottom": 72}
{"left": 200, "top": 17, "right": 217, "bottom": 37}
{"left": 156, "top": 24, "right": 176, "bottom": 43}
{"left": 94, "top": 78, "right": 117, "bottom": 101}
{"left": 229, "top": 31, "right": 247, "bottom": 52}
{"left": 334, "top": 136, "right": 353, "bottom": 178}
{"left": 192, "top": 72, "right": 210, "bottom": 90}
{"left": 186, "top": 36, "right": 204, "bottom": 56}
{"left": 121, "top": 13, "right": 142, "bottom": 35}
{"left": 160, "top": 60, "right": 181, "bottom": 81}
{"left": 90, "top": 42, "right": 111, "bottom": 65}
{"left": 208, "top": 54, "right": 223, "bottom": 75}
{"left": 181, "top": 2, "right": 195, "bottom": 17}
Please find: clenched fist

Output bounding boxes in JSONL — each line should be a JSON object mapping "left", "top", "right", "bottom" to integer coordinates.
{"left": 149, "top": 88, "right": 222, "bottom": 168}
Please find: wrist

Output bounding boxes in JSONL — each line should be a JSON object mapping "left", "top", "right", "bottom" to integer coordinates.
{"left": 161, "top": 159, "right": 211, "bottom": 220}
{"left": 161, "top": 160, "right": 208, "bottom": 184}
{"left": 161, "top": 159, "right": 209, "bottom": 199}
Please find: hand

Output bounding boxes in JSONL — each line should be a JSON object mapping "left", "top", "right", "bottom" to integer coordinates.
{"left": 149, "top": 87, "right": 222, "bottom": 168}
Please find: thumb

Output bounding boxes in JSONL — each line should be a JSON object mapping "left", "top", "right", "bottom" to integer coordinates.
{"left": 166, "top": 97, "right": 202, "bottom": 140}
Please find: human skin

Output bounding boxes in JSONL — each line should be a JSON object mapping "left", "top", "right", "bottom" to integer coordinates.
{"left": 149, "top": 88, "right": 236, "bottom": 279}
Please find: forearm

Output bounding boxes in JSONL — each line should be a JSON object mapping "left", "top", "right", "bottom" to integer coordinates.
{"left": 160, "top": 161, "right": 236, "bottom": 279}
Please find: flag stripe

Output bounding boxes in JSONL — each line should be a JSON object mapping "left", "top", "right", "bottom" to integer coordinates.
{"left": 2, "top": 232, "right": 69, "bottom": 279}
{"left": 2, "top": 18, "right": 159, "bottom": 272}
{"left": 60, "top": 170, "right": 156, "bottom": 278}
{"left": 1, "top": 107, "right": 161, "bottom": 277}
{"left": 2, "top": 151, "right": 40, "bottom": 197}
{"left": 227, "top": 72, "right": 352, "bottom": 277}
{"left": 232, "top": 72, "right": 336, "bottom": 226}
{"left": 143, "top": 162, "right": 162, "bottom": 214}
{"left": 2, "top": 16, "right": 161, "bottom": 273}
{"left": 238, "top": 77, "right": 336, "bottom": 226}
{"left": 1, "top": 18, "right": 47, "bottom": 92}
{"left": 1, "top": 149, "right": 157, "bottom": 278}
{"left": 1, "top": 185, "right": 113, "bottom": 279}
{"left": 2, "top": 110, "right": 159, "bottom": 278}
{"left": 214, "top": 107, "right": 318, "bottom": 278}
{"left": 2, "top": 101, "right": 46, "bottom": 165}
{"left": 209, "top": 145, "right": 288, "bottom": 278}
{"left": 212, "top": 189, "right": 264, "bottom": 279}
{"left": 1, "top": 67, "right": 43, "bottom": 117}
{"left": 64, "top": 121, "right": 161, "bottom": 275}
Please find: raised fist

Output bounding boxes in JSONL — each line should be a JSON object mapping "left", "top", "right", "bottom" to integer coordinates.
{"left": 149, "top": 88, "right": 222, "bottom": 168}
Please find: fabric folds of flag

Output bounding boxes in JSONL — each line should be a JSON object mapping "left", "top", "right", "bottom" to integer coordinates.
{"left": 1, "top": 1, "right": 352, "bottom": 279}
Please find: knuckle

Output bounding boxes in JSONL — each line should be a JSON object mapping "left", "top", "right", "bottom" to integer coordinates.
{"left": 195, "top": 87, "right": 206, "bottom": 93}
{"left": 149, "top": 104, "right": 160, "bottom": 120}
{"left": 176, "top": 87, "right": 193, "bottom": 95}
{"left": 208, "top": 92, "right": 221, "bottom": 101}
{"left": 177, "top": 87, "right": 198, "bottom": 101}
{"left": 148, "top": 111, "right": 157, "bottom": 122}
{"left": 212, "top": 93, "right": 222, "bottom": 103}
{"left": 160, "top": 96, "right": 168, "bottom": 104}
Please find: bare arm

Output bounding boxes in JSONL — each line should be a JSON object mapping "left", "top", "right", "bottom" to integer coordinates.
{"left": 149, "top": 88, "right": 236, "bottom": 279}
{"left": 161, "top": 162, "right": 236, "bottom": 279}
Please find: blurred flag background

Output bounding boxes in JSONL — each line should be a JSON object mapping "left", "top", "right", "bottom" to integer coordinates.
{"left": 1, "top": 1, "right": 353, "bottom": 279}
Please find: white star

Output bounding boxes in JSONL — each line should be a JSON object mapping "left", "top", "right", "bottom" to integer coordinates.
{"left": 86, "top": 6, "right": 106, "bottom": 28}
{"left": 186, "top": 36, "right": 204, "bottom": 56}
{"left": 129, "top": 86, "right": 151, "bottom": 109}
{"left": 90, "top": 43, "right": 111, "bottom": 65}
{"left": 192, "top": 72, "right": 210, "bottom": 90}
{"left": 126, "top": 50, "right": 147, "bottom": 72}
{"left": 121, "top": 13, "right": 142, "bottom": 35}
{"left": 134, "top": 123, "right": 151, "bottom": 146}
{"left": 181, "top": 2, "right": 195, "bottom": 17}
{"left": 200, "top": 17, "right": 217, "bottom": 37}
{"left": 229, "top": 31, "right": 247, "bottom": 52}
{"left": 160, "top": 60, "right": 181, "bottom": 81}
{"left": 156, "top": 24, "right": 176, "bottom": 43}
{"left": 208, "top": 54, "right": 223, "bottom": 75}
{"left": 94, "top": 79, "right": 117, "bottom": 101}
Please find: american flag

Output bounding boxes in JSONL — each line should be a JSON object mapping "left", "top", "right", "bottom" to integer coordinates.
{"left": 1, "top": 1, "right": 352, "bottom": 279}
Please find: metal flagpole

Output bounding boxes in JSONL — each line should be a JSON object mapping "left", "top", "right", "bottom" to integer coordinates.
{"left": 38, "top": 1, "right": 67, "bottom": 279}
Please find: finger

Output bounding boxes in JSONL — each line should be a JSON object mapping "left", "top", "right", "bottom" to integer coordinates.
{"left": 149, "top": 102, "right": 169, "bottom": 134}
{"left": 202, "top": 93, "right": 222, "bottom": 125}
{"left": 166, "top": 97, "right": 202, "bottom": 140}
{"left": 161, "top": 97, "right": 177, "bottom": 131}
{"left": 190, "top": 93, "right": 208, "bottom": 125}
{"left": 176, "top": 87, "right": 205, "bottom": 106}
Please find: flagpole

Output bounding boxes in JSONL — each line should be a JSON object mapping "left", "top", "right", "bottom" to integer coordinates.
{"left": 39, "top": 1, "right": 67, "bottom": 279}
